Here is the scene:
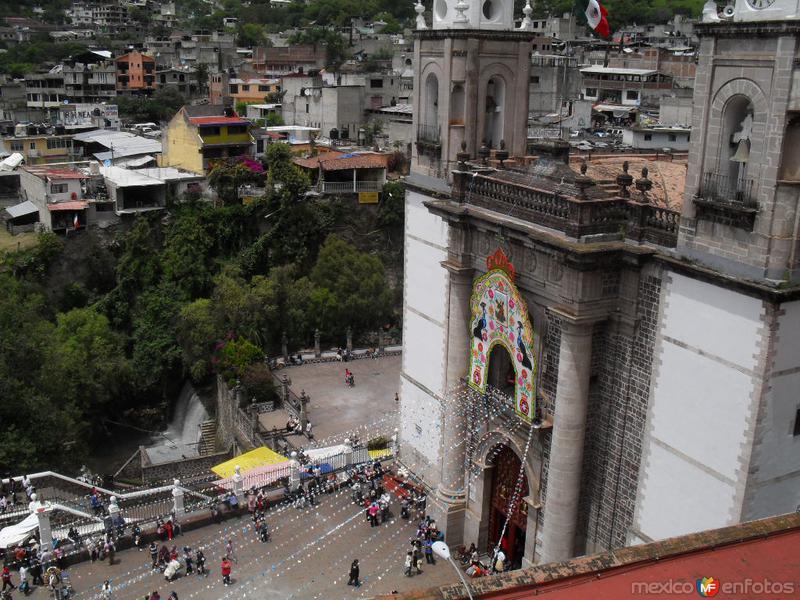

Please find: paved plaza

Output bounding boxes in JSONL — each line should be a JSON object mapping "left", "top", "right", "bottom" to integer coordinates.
{"left": 20, "top": 489, "right": 458, "bottom": 599}
{"left": 259, "top": 355, "right": 402, "bottom": 444}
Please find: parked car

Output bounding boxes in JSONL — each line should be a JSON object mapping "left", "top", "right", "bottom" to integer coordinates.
{"left": 594, "top": 141, "right": 609, "bottom": 148}
{"left": 593, "top": 130, "right": 610, "bottom": 138}
{"left": 576, "top": 142, "right": 594, "bottom": 151}
{"left": 570, "top": 130, "right": 581, "bottom": 138}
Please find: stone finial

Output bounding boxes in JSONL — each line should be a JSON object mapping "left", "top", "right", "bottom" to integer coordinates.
{"left": 519, "top": 0, "right": 534, "bottom": 30}
{"left": 635, "top": 166, "right": 653, "bottom": 201}
{"left": 496, "top": 139, "right": 509, "bottom": 168}
{"left": 454, "top": 0, "right": 469, "bottom": 26}
{"left": 478, "top": 140, "right": 491, "bottom": 165}
{"left": 616, "top": 161, "right": 634, "bottom": 198}
{"left": 574, "top": 159, "right": 595, "bottom": 200}
{"left": 457, "top": 140, "right": 471, "bottom": 167}
{"left": 414, "top": 0, "right": 427, "bottom": 29}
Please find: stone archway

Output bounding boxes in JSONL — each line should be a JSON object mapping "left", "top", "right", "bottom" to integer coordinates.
{"left": 464, "top": 429, "right": 541, "bottom": 568}
{"left": 487, "top": 444, "right": 529, "bottom": 569}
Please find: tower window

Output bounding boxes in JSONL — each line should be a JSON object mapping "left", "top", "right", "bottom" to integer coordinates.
{"left": 530, "top": 76, "right": 540, "bottom": 85}
{"left": 482, "top": 0, "right": 495, "bottom": 20}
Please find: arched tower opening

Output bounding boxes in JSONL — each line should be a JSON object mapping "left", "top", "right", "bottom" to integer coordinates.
{"left": 484, "top": 76, "right": 506, "bottom": 148}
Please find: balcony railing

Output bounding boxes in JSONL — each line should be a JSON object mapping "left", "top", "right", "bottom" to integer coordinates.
{"left": 698, "top": 172, "right": 756, "bottom": 207}
{"left": 695, "top": 171, "right": 758, "bottom": 230}
{"left": 318, "top": 180, "right": 383, "bottom": 195}
{"left": 451, "top": 170, "right": 681, "bottom": 247}
{"left": 416, "top": 124, "right": 440, "bottom": 145}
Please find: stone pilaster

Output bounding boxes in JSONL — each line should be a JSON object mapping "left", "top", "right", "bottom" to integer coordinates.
{"left": 430, "top": 260, "right": 473, "bottom": 546}
{"left": 540, "top": 310, "right": 595, "bottom": 563}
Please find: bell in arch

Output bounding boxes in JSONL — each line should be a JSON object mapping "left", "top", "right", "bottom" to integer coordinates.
{"left": 730, "top": 112, "right": 753, "bottom": 163}
{"left": 731, "top": 139, "right": 750, "bottom": 163}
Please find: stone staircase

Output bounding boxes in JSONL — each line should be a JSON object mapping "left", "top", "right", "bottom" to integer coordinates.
{"left": 199, "top": 420, "right": 217, "bottom": 456}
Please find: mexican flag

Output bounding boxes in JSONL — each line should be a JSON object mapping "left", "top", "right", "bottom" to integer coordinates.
{"left": 586, "top": 0, "right": 611, "bottom": 39}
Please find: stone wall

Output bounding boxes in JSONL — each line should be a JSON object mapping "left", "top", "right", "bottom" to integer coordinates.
{"left": 577, "top": 269, "right": 663, "bottom": 553}
{"left": 216, "top": 375, "right": 235, "bottom": 451}
{"left": 141, "top": 449, "right": 233, "bottom": 484}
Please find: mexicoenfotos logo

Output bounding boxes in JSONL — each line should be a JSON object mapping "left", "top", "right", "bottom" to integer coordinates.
{"left": 696, "top": 577, "right": 720, "bottom": 597}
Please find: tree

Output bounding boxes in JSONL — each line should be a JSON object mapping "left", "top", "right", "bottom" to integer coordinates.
{"left": 215, "top": 336, "right": 263, "bottom": 383}
{"left": 162, "top": 209, "right": 216, "bottom": 298}
{"left": 238, "top": 22, "right": 267, "bottom": 47}
{"left": 131, "top": 283, "right": 185, "bottom": 398}
{"left": 41, "top": 308, "right": 130, "bottom": 418}
{"left": 265, "top": 112, "right": 284, "bottom": 127}
{"left": 309, "top": 235, "right": 393, "bottom": 337}
{"left": 378, "top": 181, "right": 405, "bottom": 229}
{"left": 208, "top": 158, "right": 265, "bottom": 206}
{"left": 241, "top": 362, "right": 279, "bottom": 406}
{"left": 177, "top": 298, "right": 221, "bottom": 382}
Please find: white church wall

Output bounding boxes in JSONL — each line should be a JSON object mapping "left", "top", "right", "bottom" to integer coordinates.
{"left": 743, "top": 300, "right": 800, "bottom": 519}
{"left": 632, "top": 271, "right": 767, "bottom": 543}
{"left": 399, "top": 187, "right": 450, "bottom": 481}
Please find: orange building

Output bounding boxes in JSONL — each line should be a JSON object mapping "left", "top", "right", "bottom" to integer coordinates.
{"left": 116, "top": 51, "right": 156, "bottom": 94}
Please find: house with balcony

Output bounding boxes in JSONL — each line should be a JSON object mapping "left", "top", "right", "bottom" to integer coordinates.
{"left": 162, "top": 105, "right": 254, "bottom": 174}
{"left": 25, "top": 69, "right": 66, "bottom": 109}
{"left": 2, "top": 133, "right": 76, "bottom": 164}
{"left": 18, "top": 165, "right": 89, "bottom": 232}
{"left": 62, "top": 50, "right": 117, "bottom": 103}
{"left": 156, "top": 66, "right": 199, "bottom": 98}
{"left": 579, "top": 66, "right": 676, "bottom": 127}
{"left": 293, "top": 150, "right": 388, "bottom": 196}
{"left": 116, "top": 51, "right": 156, "bottom": 95}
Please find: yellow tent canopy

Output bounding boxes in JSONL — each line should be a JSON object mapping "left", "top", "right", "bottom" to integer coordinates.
{"left": 211, "top": 446, "right": 289, "bottom": 479}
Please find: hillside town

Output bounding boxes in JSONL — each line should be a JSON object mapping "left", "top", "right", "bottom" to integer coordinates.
{"left": 0, "top": 0, "right": 800, "bottom": 599}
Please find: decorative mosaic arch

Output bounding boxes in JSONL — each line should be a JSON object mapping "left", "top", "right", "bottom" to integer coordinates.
{"left": 468, "top": 248, "right": 536, "bottom": 422}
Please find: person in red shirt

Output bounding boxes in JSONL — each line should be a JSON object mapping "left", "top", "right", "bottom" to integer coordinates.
{"left": 1, "top": 566, "right": 15, "bottom": 591}
{"left": 221, "top": 557, "right": 232, "bottom": 586}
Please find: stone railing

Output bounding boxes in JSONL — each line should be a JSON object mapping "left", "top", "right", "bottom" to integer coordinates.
{"left": 453, "top": 169, "right": 680, "bottom": 247}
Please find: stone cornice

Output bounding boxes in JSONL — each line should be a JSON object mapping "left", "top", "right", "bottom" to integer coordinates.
{"left": 423, "top": 198, "right": 800, "bottom": 302}
{"left": 695, "top": 19, "right": 800, "bottom": 37}
{"left": 413, "top": 28, "right": 538, "bottom": 42}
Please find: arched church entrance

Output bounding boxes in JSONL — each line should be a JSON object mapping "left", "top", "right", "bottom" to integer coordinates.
{"left": 488, "top": 445, "right": 529, "bottom": 569}
{"left": 487, "top": 344, "right": 515, "bottom": 399}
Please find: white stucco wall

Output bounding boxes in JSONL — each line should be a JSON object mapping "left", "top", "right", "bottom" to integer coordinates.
{"left": 743, "top": 300, "right": 800, "bottom": 519}
{"left": 399, "top": 188, "right": 450, "bottom": 474}
{"left": 632, "top": 271, "right": 766, "bottom": 542}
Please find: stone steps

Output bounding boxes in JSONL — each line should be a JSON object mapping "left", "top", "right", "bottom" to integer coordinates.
{"left": 199, "top": 420, "right": 217, "bottom": 456}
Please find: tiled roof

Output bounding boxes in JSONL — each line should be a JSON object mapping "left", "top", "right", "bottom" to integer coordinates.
{"left": 23, "top": 166, "right": 87, "bottom": 180}
{"left": 189, "top": 116, "right": 249, "bottom": 126}
{"left": 293, "top": 152, "right": 388, "bottom": 172}
{"left": 47, "top": 201, "right": 88, "bottom": 211}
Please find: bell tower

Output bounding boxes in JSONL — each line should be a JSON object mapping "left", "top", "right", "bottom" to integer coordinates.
{"left": 679, "top": 3, "right": 800, "bottom": 281}
{"left": 411, "top": 0, "right": 537, "bottom": 179}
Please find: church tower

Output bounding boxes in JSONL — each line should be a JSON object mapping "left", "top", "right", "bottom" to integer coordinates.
{"left": 680, "top": 0, "right": 800, "bottom": 281}
{"left": 411, "top": 0, "right": 536, "bottom": 178}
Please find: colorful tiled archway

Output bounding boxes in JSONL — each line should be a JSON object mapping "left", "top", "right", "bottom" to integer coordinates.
{"left": 468, "top": 248, "right": 536, "bottom": 422}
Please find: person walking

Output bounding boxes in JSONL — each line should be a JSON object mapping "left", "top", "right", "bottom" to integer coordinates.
{"left": 101, "top": 580, "right": 113, "bottom": 599}
{"left": 347, "top": 560, "right": 360, "bottom": 587}
{"left": 221, "top": 557, "right": 232, "bottom": 586}
{"left": 196, "top": 549, "right": 207, "bottom": 576}
{"left": 149, "top": 542, "right": 159, "bottom": 570}
{"left": 368, "top": 502, "right": 380, "bottom": 527}
{"left": 414, "top": 549, "right": 424, "bottom": 575}
{"left": 224, "top": 539, "right": 237, "bottom": 563}
{"left": 404, "top": 552, "right": 413, "bottom": 577}
{"left": 1, "top": 566, "right": 15, "bottom": 591}
{"left": 424, "top": 539, "right": 435, "bottom": 564}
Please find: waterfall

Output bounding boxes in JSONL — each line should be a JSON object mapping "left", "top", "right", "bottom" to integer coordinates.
{"left": 145, "top": 381, "right": 209, "bottom": 464}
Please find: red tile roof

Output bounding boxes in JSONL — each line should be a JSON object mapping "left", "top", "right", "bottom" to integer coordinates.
{"left": 293, "top": 152, "right": 388, "bottom": 172}
{"left": 23, "top": 166, "right": 87, "bottom": 180}
{"left": 47, "top": 201, "right": 88, "bottom": 211}
{"left": 189, "top": 116, "right": 249, "bottom": 126}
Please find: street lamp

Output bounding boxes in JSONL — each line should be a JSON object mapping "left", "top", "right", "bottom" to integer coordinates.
{"left": 432, "top": 541, "right": 474, "bottom": 600}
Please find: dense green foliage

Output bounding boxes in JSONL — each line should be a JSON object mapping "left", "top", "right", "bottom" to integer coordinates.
{"left": 0, "top": 147, "right": 404, "bottom": 473}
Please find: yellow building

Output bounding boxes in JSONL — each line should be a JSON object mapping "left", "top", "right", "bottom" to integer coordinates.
{"left": 2, "top": 134, "right": 76, "bottom": 164}
{"left": 161, "top": 105, "right": 254, "bottom": 174}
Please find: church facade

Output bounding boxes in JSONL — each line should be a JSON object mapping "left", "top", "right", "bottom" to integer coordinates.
{"left": 399, "top": 0, "right": 800, "bottom": 567}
